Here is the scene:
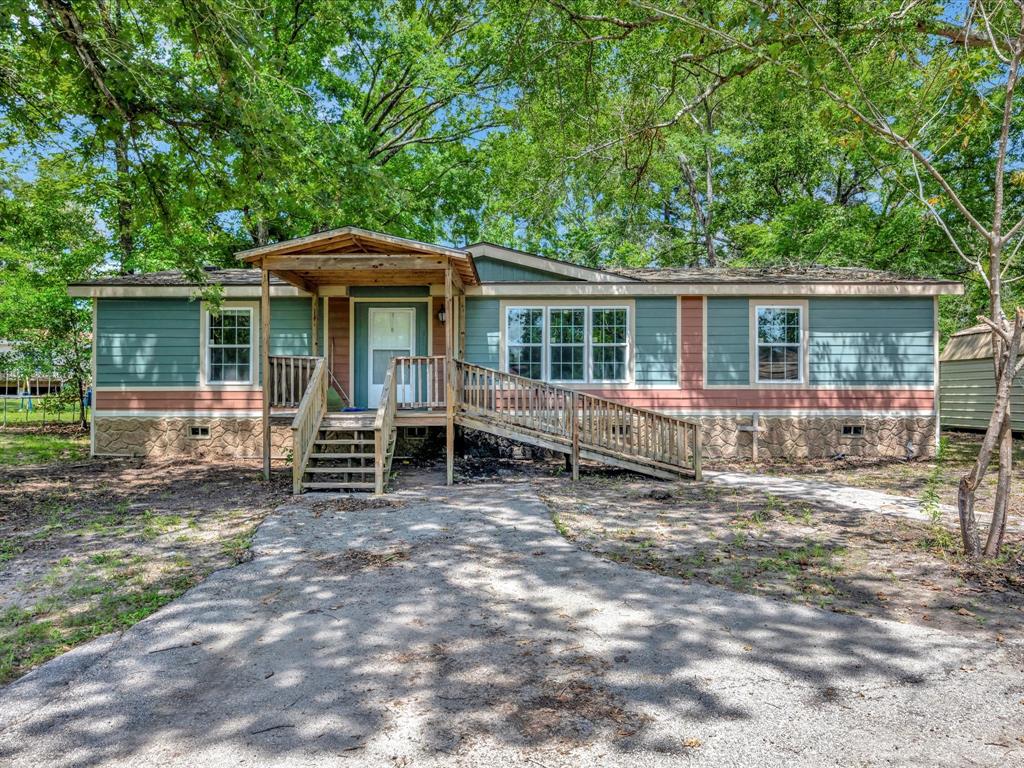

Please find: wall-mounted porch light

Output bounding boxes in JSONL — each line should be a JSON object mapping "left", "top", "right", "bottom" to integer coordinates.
{"left": 437, "top": 309, "right": 447, "bottom": 323}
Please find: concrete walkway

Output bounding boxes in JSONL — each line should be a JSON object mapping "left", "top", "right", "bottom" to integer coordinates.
{"left": 707, "top": 470, "right": 1024, "bottom": 533}
{"left": 0, "top": 480, "right": 1022, "bottom": 767}
{"left": 706, "top": 470, "right": 953, "bottom": 523}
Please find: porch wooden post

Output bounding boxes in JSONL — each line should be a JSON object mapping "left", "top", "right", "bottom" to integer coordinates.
{"left": 458, "top": 295, "right": 466, "bottom": 358}
{"left": 310, "top": 287, "right": 319, "bottom": 357}
{"left": 570, "top": 391, "right": 580, "bottom": 481}
{"left": 445, "top": 265, "right": 455, "bottom": 485}
{"left": 261, "top": 264, "right": 271, "bottom": 480}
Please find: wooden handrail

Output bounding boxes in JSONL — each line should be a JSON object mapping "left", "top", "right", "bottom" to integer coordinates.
{"left": 453, "top": 360, "right": 701, "bottom": 478}
{"left": 373, "top": 360, "right": 398, "bottom": 493}
{"left": 269, "top": 355, "right": 321, "bottom": 408}
{"left": 290, "top": 358, "right": 327, "bottom": 494}
{"left": 393, "top": 355, "right": 446, "bottom": 410}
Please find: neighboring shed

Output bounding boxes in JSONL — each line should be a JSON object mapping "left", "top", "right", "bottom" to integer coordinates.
{"left": 939, "top": 325, "right": 1024, "bottom": 431}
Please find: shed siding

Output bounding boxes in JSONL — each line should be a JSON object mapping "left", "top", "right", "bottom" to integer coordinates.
{"left": 634, "top": 297, "right": 677, "bottom": 385}
{"left": 706, "top": 298, "right": 750, "bottom": 385}
{"left": 808, "top": 298, "right": 934, "bottom": 386}
{"left": 464, "top": 298, "right": 501, "bottom": 367}
{"left": 473, "top": 256, "right": 575, "bottom": 282}
{"left": 939, "top": 358, "right": 1024, "bottom": 431}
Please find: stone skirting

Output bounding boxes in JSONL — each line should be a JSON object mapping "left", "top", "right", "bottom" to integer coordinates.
{"left": 696, "top": 414, "right": 937, "bottom": 462}
{"left": 93, "top": 413, "right": 937, "bottom": 465}
{"left": 93, "top": 416, "right": 291, "bottom": 460}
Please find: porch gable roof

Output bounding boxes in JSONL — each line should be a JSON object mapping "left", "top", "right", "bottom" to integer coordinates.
{"left": 235, "top": 226, "right": 479, "bottom": 290}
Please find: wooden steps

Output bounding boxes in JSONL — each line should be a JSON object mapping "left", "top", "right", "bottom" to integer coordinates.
{"left": 302, "top": 481, "right": 376, "bottom": 491}
{"left": 290, "top": 357, "right": 700, "bottom": 495}
{"left": 300, "top": 423, "right": 383, "bottom": 493}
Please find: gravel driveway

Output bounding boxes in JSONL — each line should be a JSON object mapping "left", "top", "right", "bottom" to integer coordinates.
{"left": 1, "top": 478, "right": 1022, "bottom": 767}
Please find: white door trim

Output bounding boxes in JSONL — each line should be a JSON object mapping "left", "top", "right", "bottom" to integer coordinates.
{"left": 367, "top": 307, "right": 415, "bottom": 408}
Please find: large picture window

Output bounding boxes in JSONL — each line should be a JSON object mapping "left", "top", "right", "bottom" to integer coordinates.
{"left": 755, "top": 306, "right": 802, "bottom": 383}
{"left": 504, "top": 305, "right": 629, "bottom": 383}
{"left": 506, "top": 307, "right": 544, "bottom": 379}
{"left": 207, "top": 308, "right": 253, "bottom": 384}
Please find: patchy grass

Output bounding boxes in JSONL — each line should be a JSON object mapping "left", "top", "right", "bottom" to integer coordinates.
{"left": 0, "top": 453, "right": 288, "bottom": 684}
{"left": 0, "top": 430, "right": 89, "bottom": 466}
{"left": 539, "top": 475, "right": 1024, "bottom": 642}
{"left": 0, "top": 401, "right": 86, "bottom": 427}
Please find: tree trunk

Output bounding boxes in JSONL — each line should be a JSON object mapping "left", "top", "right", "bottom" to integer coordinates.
{"left": 113, "top": 127, "right": 134, "bottom": 274}
{"left": 678, "top": 153, "right": 716, "bottom": 267}
{"left": 958, "top": 313, "right": 1022, "bottom": 558}
{"left": 700, "top": 109, "right": 717, "bottom": 267}
{"left": 77, "top": 375, "right": 86, "bottom": 430}
{"left": 985, "top": 409, "right": 1013, "bottom": 557}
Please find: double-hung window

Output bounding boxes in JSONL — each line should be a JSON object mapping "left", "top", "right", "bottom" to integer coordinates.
{"left": 590, "top": 308, "right": 628, "bottom": 382}
{"left": 207, "top": 308, "right": 253, "bottom": 384}
{"left": 506, "top": 307, "right": 544, "bottom": 379}
{"left": 504, "top": 305, "right": 629, "bottom": 383}
{"left": 755, "top": 306, "right": 802, "bottom": 383}
{"left": 549, "top": 308, "right": 586, "bottom": 382}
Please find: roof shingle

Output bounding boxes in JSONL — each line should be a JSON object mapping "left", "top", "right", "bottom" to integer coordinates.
{"left": 70, "top": 264, "right": 959, "bottom": 288}
{"left": 607, "top": 265, "right": 953, "bottom": 284}
{"left": 71, "top": 268, "right": 282, "bottom": 287}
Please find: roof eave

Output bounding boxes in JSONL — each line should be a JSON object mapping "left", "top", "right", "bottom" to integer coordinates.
{"left": 466, "top": 241, "right": 635, "bottom": 283}
{"left": 67, "top": 283, "right": 307, "bottom": 299}
{"left": 465, "top": 281, "right": 963, "bottom": 297}
{"left": 235, "top": 226, "right": 470, "bottom": 262}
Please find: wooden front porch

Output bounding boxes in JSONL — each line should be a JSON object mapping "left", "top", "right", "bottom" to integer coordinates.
{"left": 240, "top": 227, "right": 474, "bottom": 488}
{"left": 241, "top": 226, "right": 701, "bottom": 494}
{"left": 268, "top": 352, "right": 702, "bottom": 493}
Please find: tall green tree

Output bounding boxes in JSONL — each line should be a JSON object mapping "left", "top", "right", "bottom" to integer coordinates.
{"left": 510, "top": 0, "right": 1024, "bottom": 557}
{"left": 0, "top": 155, "right": 105, "bottom": 427}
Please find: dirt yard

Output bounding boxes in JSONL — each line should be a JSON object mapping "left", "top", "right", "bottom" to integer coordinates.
{"left": 726, "top": 431, "right": 1024, "bottom": 520}
{"left": 0, "top": 435, "right": 288, "bottom": 683}
{"left": 539, "top": 474, "right": 1024, "bottom": 643}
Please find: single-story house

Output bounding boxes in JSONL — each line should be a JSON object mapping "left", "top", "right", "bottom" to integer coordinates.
{"left": 939, "top": 324, "right": 1024, "bottom": 432}
{"left": 68, "top": 227, "right": 962, "bottom": 493}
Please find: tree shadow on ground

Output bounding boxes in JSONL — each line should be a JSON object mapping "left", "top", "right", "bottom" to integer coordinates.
{"left": 0, "top": 478, "right": 1018, "bottom": 766}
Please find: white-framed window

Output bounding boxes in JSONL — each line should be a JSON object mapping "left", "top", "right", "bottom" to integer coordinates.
{"left": 506, "top": 307, "right": 544, "bottom": 379}
{"left": 504, "top": 305, "right": 630, "bottom": 384}
{"left": 549, "top": 307, "right": 586, "bottom": 382}
{"left": 590, "top": 307, "right": 628, "bottom": 382}
{"left": 755, "top": 305, "right": 803, "bottom": 383}
{"left": 206, "top": 307, "right": 254, "bottom": 385}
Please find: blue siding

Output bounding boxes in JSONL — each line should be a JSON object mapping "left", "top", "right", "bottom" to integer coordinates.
{"left": 270, "top": 298, "right": 313, "bottom": 356}
{"left": 96, "top": 298, "right": 201, "bottom": 386}
{"left": 634, "top": 298, "right": 677, "bottom": 384}
{"left": 464, "top": 298, "right": 500, "bottom": 367}
{"left": 809, "top": 297, "right": 934, "bottom": 385}
{"left": 706, "top": 298, "right": 750, "bottom": 385}
{"left": 474, "top": 256, "right": 576, "bottom": 282}
{"left": 96, "top": 296, "right": 320, "bottom": 387}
